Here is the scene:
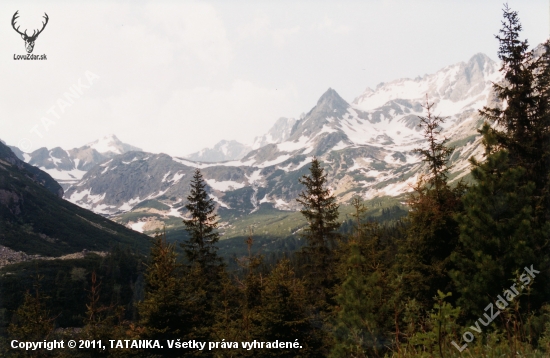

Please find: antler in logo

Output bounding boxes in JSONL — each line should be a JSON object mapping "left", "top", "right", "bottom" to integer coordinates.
{"left": 12, "top": 11, "right": 49, "bottom": 54}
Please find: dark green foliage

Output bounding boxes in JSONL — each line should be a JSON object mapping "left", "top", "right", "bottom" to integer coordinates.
{"left": 181, "top": 169, "right": 223, "bottom": 275}
{"left": 331, "top": 199, "right": 396, "bottom": 357}
{"left": 6, "top": 278, "right": 55, "bottom": 357}
{"left": 0, "top": 249, "right": 142, "bottom": 331}
{"left": 397, "top": 98, "right": 464, "bottom": 308}
{"left": 452, "top": 5, "right": 550, "bottom": 316}
{"left": 414, "top": 99, "right": 455, "bottom": 193}
{"left": 256, "top": 259, "right": 321, "bottom": 357}
{"left": 479, "top": 5, "right": 550, "bottom": 219}
{"left": 138, "top": 230, "right": 189, "bottom": 356}
{"left": 211, "top": 234, "right": 264, "bottom": 357}
{"left": 297, "top": 158, "right": 341, "bottom": 247}
{"left": 179, "top": 169, "right": 225, "bottom": 351}
{"left": 296, "top": 158, "right": 340, "bottom": 305}
{"left": 79, "top": 271, "right": 129, "bottom": 357}
{"left": 339, "top": 205, "right": 407, "bottom": 234}
{"left": 451, "top": 143, "right": 548, "bottom": 313}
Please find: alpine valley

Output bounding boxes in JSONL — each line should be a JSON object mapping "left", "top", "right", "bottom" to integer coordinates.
{"left": 7, "top": 52, "right": 502, "bottom": 243}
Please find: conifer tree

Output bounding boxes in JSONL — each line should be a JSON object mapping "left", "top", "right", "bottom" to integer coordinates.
{"left": 331, "top": 199, "right": 394, "bottom": 357}
{"left": 138, "top": 230, "right": 188, "bottom": 356}
{"left": 81, "top": 271, "right": 127, "bottom": 357}
{"left": 257, "top": 259, "right": 320, "bottom": 357}
{"left": 452, "top": 5, "right": 550, "bottom": 314}
{"left": 397, "top": 98, "right": 464, "bottom": 308}
{"left": 8, "top": 277, "right": 55, "bottom": 357}
{"left": 296, "top": 157, "right": 340, "bottom": 305}
{"left": 414, "top": 97, "right": 455, "bottom": 195}
{"left": 212, "top": 229, "right": 263, "bottom": 357}
{"left": 181, "top": 169, "right": 223, "bottom": 278}
{"left": 180, "top": 169, "right": 224, "bottom": 348}
{"left": 479, "top": 5, "right": 550, "bottom": 209}
{"left": 236, "top": 229, "right": 264, "bottom": 341}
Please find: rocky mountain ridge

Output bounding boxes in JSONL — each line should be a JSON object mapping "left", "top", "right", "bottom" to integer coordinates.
{"left": 11, "top": 135, "right": 141, "bottom": 189}
{"left": 57, "top": 52, "right": 501, "bottom": 231}
{"left": 5, "top": 51, "right": 503, "bottom": 235}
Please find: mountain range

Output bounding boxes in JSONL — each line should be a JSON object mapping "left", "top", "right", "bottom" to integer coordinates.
{"left": 5, "top": 51, "right": 501, "bottom": 236}
{"left": 8, "top": 135, "right": 141, "bottom": 190}
{"left": 0, "top": 140, "right": 149, "bottom": 257}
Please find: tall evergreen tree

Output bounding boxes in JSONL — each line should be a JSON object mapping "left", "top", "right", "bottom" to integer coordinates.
{"left": 451, "top": 5, "right": 550, "bottom": 314}
{"left": 296, "top": 157, "right": 340, "bottom": 304}
{"left": 138, "top": 230, "right": 188, "bottom": 356}
{"left": 479, "top": 5, "right": 550, "bottom": 208}
{"left": 397, "top": 97, "right": 464, "bottom": 308}
{"left": 180, "top": 169, "right": 224, "bottom": 349}
{"left": 211, "top": 230, "right": 264, "bottom": 357}
{"left": 414, "top": 97, "right": 455, "bottom": 195}
{"left": 81, "top": 271, "right": 128, "bottom": 357}
{"left": 181, "top": 169, "right": 223, "bottom": 277}
{"left": 331, "top": 199, "right": 395, "bottom": 357}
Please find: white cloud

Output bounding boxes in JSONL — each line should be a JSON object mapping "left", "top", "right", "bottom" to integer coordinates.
{"left": 271, "top": 26, "right": 301, "bottom": 47}
{"left": 237, "top": 15, "right": 301, "bottom": 47}
{"left": 313, "top": 17, "right": 351, "bottom": 35}
{"left": 141, "top": 2, "right": 233, "bottom": 72}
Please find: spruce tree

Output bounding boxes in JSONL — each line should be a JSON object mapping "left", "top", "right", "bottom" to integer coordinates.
{"left": 181, "top": 169, "right": 223, "bottom": 277}
{"left": 211, "top": 230, "right": 263, "bottom": 357}
{"left": 414, "top": 97, "right": 455, "bottom": 195}
{"left": 180, "top": 169, "right": 224, "bottom": 348}
{"left": 257, "top": 259, "right": 320, "bottom": 357}
{"left": 397, "top": 97, "right": 464, "bottom": 308}
{"left": 138, "top": 230, "right": 188, "bottom": 356}
{"left": 81, "top": 271, "right": 127, "bottom": 357}
{"left": 451, "top": 5, "right": 550, "bottom": 314}
{"left": 236, "top": 230, "right": 264, "bottom": 342}
{"left": 331, "top": 199, "right": 394, "bottom": 357}
{"left": 8, "top": 278, "right": 55, "bottom": 357}
{"left": 296, "top": 157, "right": 340, "bottom": 304}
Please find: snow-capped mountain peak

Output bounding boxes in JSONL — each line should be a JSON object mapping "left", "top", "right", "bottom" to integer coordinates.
{"left": 314, "top": 88, "right": 349, "bottom": 113}
{"left": 85, "top": 134, "right": 141, "bottom": 155}
{"left": 55, "top": 51, "right": 506, "bottom": 218}
{"left": 353, "top": 52, "right": 500, "bottom": 112}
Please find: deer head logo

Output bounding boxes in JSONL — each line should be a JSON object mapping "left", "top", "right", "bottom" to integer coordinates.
{"left": 12, "top": 11, "right": 49, "bottom": 54}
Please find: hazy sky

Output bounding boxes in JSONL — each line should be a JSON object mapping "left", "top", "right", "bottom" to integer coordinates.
{"left": 0, "top": 0, "right": 547, "bottom": 156}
